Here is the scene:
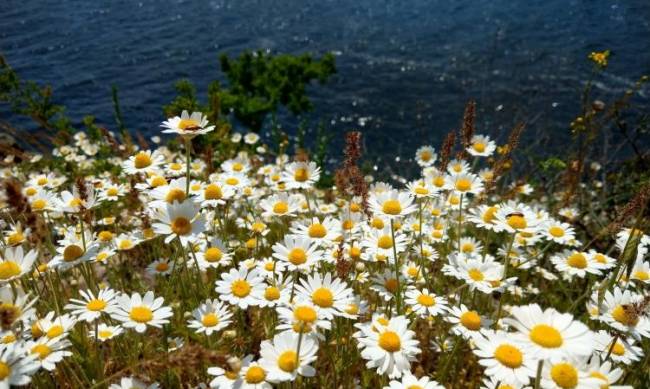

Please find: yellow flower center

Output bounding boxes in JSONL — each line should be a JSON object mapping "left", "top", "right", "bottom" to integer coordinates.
{"left": 414, "top": 187, "right": 429, "bottom": 195}
{"left": 201, "top": 313, "right": 219, "bottom": 327}
{"left": 345, "top": 304, "right": 359, "bottom": 315}
{"left": 449, "top": 195, "right": 460, "bottom": 205}
{"left": 378, "top": 331, "right": 401, "bottom": 352}
{"left": 204, "top": 184, "right": 223, "bottom": 200}
{"left": 106, "top": 188, "right": 119, "bottom": 197}
{"left": 264, "top": 262, "right": 275, "bottom": 271}
{"left": 7, "top": 232, "right": 24, "bottom": 245}
{"left": 26, "top": 187, "right": 37, "bottom": 196}
{"left": 118, "top": 240, "right": 133, "bottom": 250}
{"left": 294, "top": 168, "right": 309, "bottom": 182}
{"left": 273, "top": 201, "right": 289, "bottom": 214}
{"left": 171, "top": 217, "right": 192, "bottom": 236}
{"left": 611, "top": 342, "right": 625, "bottom": 356}
{"left": 549, "top": 226, "right": 565, "bottom": 237}
{"left": 294, "top": 306, "right": 317, "bottom": 323}
{"left": 165, "top": 188, "right": 186, "bottom": 204}
{"left": 407, "top": 267, "right": 419, "bottom": 277}
{"left": 288, "top": 248, "right": 307, "bottom": 265}
{"left": 1, "top": 334, "right": 15, "bottom": 344}
{"left": 350, "top": 203, "right": 361, "bottom": 212}
{"left": 129, "top": 306, "right": 153, "bottom": 323}
{"left": 134, "top": 152, "right": 152, "bottom": 169}
{"left": 349, "top": 246, "right": 361, "bottom": 259}
{"left": 277, "top": 350, "right": 298, "bottom": 372}
{"left": 455, "top": 178, "right": 472, "bottom": 192}
{"left": 461, "top": 243, "right": 475, "bottom": 253}
{"left": 589, "top": 372, "right": 609, "bottom": 388}
{"left": 264, "top": 286, "right": 280, "bottom": 301}
{"left": 151, "top": 176, "right": 167, "bottom": 187}
{"left": 231, "top": 280, "right": 252, "bottom": 298}
{"left": 312, "top": 288, "right": 334, "bottom": 308}
{"left": 420, "top": 151, "right": 432, "bottom": 161}
{"left": 86, "top": 299, "right": 107, "bottom": 311}
{"left": 98, "top": 230, "right": 114, "bottom": 241}
{"left": 32, "top": 199, "right": 46, "bottom": 210}
{"left": 0, "top": 261, "right": 21, "bottom": 280}
{"left": 232, "top": 162, "right": 244, "bottom": 172}
{"left": 377, "top": 235, "right": 393, "bottom": 250}
{"left": 225, "top": 177, "right": 239, "bottom": 186}
{"left": 37, "top": 177, "right": 48, "bottom": 186}
{"left": 417, "top": 294, "right": 435, "bottom": 307}
{"left": 566, "top": 252, "right": 587, "bottom": 269}
{"left": 633, "top": 270, "right": 649, "bottom": 281}
{"left": 204, "top": 247, "right": 223, "bottom": 263}
{"left": 98, "top": 330, "right": 113, "bottom": 339}
{"left": 178, "top": 118, "right": 200, "bottom": 130}
{"left": 155, "top": 262, "right": 169, "bottom": 272}
{"left": 459, "top": 311, "right": 482, "bottom": 330}
{"left": 468, "top": 268, "right": 484, "bottom": 281}
{"left": 31, "top": 344, "right": 52, "bottom": 360}
{"left": 68, "top": 198, "right": 83, "bottom": 208}
{"left": 611, "top": 305, "right": 639, "bottom": 326}
{"left": 384, "top": 278, "right": 398, "bottom": 293}
{"left": 529, "top": 324, "right": 563, "bottom": 348}
{"left": 46, "top": 325, "right": 64, "bottom": 339}
{"left": 308, "top": 223, "right": 327, "bottom": 238}
{"left": 63, "top": 245, "right": 84, "bottom": 262}
{"left": 506, "top": 215, "right": 527, "bottom": 230}
{"left": 342, "top": 219, "right": 354, "bottom": 230}
{"left": 550, "top": 363, "right": 578, "bottom": 389}
{"left": 245, "top": 366, "right": 266, "bottom": 384}
{"left": 382, "top": 200, "right": 402, "bottom": 215}
{"left": 473, "top": 142, "right": 486, "bottom": 152}
{"left": 493, "top": 344, "right": 523, "bottom": 368}
{"left": 433, "top": 176, "right": 445, "bottom": 188}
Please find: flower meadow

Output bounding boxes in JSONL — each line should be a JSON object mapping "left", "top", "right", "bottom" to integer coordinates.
{"left": 0, "top": 109, "right": 649, "bottom": 389}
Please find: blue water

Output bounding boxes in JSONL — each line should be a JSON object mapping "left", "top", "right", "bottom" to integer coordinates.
{"left": 2, "top": 0, "right": 649, "bottom": 164}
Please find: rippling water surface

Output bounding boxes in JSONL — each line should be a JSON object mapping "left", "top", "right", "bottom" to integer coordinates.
{"left": 2, "top": 0, "right": 649, "bottom": 163}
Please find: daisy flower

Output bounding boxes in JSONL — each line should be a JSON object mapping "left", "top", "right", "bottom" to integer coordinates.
{"left": 550, "top": 250, "right": 603, "bottom": 278}
{"left": 260, "top": 193, "right": 302, "bottom": 218}
{"left": 404, "top": 288, "right": 448, "bottom": 318}
{"left": 0, "top": 246, "right": 37, "bottom": 283}
{"left": 112, "top": 291, "right": 173, "bottom": 333}
{"left": 445, "top": 172, "right": 484, "bottom": 195}
{"left": 152, "top": 199, "right": 206, "bottom": 245}
{"left": 215, "top": 267, "right": 265, "bottom": 309}
{"left": 446, "top": 304, "right": 492, "bottom": 339}
{"left": 65, "top": 288, "right": 120, "bottom": 322}
{"left": 447, "top": 159, "right": 470, "bottom": 175}
{"left": 585, "top": 358, "right": 630, "bottom": 389}
{"left": 259, "top": 331, "right": 319, "bottom": 383}
{"left": 276, "top": 301, "right": 332, "bottom": 337}
{"left": 415, "top": 145, "right": 437, "bottom": 167}
{"left": 290, "top": 217, "right": 341, "bottom": 244}
{"left": 196, "top": 182, "right": 234, "bottom": 208}
{"left": 146, "top": 258, "right": 173, "bottom": 277}
{"left": 161, "top": 110, "right": 215, "bottom": 138}
{"left": 196, "top": 239, "right": 233, "bottom": 270}
{"left": 504, "top": 304, "right": 594, "bottom": 360}
{"left": 113, "top": 233, "right": 143, "bottom": 251}
{"left": 3, "top": 222, "right": 30, "bottom": 246}
{"left": 599, "top": 287, "right": 650, "bottom": 339}
{"left": 149, "top": 177, "right": 189, "bottom": 206}
{"left": 28, "top": 189, "right": 57, "bottom": 212}
{"left": 368, "top": 190, "right": 416, "bottom": 220}
{"left": 541, "top": 220, "right": 576, "bottom": 245}
{"left": 90, "top": 324, "right": 124, "bottom": 342}
{"left": 384, "top": 373, "right": 445, "bottom": 389}
{"left": 26, "top": 337, "right": 72, "bottom": 371}
{"left": 494, "top": 204, "right": 541, "bottom": 235}
{"left": 472, "top": 330, "right": 537, "bottom": 386}
{"left": 282, "top": 161, "right": 321, "bottom": 189}
{"left": 295, "top": 272, "right": 354, "bottom": 319}
{"left": 355, "top": 315, "right": 421, "bottom": 378}
{"left": 540, "top": 357, "right": 601, "bottom": 389}
{"left": 592, "top": 330, "right": 641, "bottom": 365}
{"left": 272, "top": 235, "right": 323, "bottom": 272}
{"left": 98, "top": 183, "right": 127, "bottom": 202}
{"left": 467, "top": 134, "right": 496, "bottom": 157}
{"left": 0, "top": 343, "right": 39, "bottom": 387}
{"left": 122, "top": 150, "right": 164, "bottom": 175}
{"left": 187, "top": 299, "right": 233, "bottom": 336}
{"left": 109, "top": 376, "right": 160, "bottom": 389}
